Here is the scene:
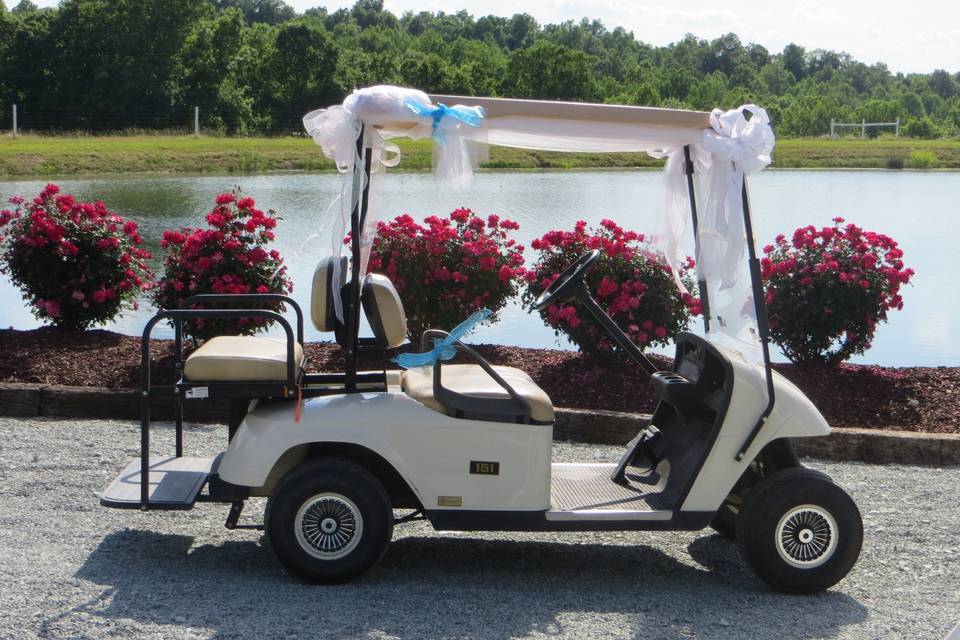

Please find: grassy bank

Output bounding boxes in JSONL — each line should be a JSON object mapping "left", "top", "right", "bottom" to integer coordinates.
{"left": 1, "top": 134, "right": 959, "bottom": 177}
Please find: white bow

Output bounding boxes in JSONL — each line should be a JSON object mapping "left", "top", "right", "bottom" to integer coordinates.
{"left": 697, "top": 104, "right": 775, "bottom": 290}
{"left": 700, "top": 104, "right": 775, "bottom": 175}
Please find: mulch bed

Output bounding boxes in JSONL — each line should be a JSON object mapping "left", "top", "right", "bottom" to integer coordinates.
{"left": 1, "top": 327, "right": 957, "bottom": 434}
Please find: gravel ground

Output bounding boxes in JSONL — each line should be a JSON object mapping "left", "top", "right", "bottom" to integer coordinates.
{"left": 1, "top": 417, "right": 958, "bottom": 640}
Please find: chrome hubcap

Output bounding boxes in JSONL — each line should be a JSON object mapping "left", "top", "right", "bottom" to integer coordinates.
{"left": 775, "top": 505, "right": 838, "bottom": 569}
{"left": 295, "top": 494, "right": 363, "bottom": 560}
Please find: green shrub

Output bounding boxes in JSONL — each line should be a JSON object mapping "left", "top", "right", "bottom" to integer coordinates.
{"left": 523, "top": 220, "right": 698, "bottom": 357}
{"left": 368, "top": 210, "right": 528, "bottom": 339}
{"left": 152, "top": 190, "right": 292, "bottom": 341}
{"left": 902, "top": 117, "right": 940, "bottom": 139}
{"left": 0, "top": 184, "right": 153, "bottom": 329}
{"left": 762, "top": 217, "right": 914, "bottom": 363}
{"left": 906, "top": 150, "right": 938, "bottom": 169}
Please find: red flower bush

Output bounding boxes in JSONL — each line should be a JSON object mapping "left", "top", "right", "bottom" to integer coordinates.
{"left": 0, "top": 184, "right": 152, "bottom": 329}
{"left": 367, "top": 208, "right": 527, "bottom": 338}
{"left": 152, "top": 190, "right": 292, "bottom": 340}
{"left": 523, "top": 219, "right": 699, "bottom": 356}
{"left": 762, "top": 217, "right": 914, "bottom": 363}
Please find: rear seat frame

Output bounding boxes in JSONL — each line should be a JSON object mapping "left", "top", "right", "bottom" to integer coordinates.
{"left": 138, "top": 293, "right": 390, "bottom": 508}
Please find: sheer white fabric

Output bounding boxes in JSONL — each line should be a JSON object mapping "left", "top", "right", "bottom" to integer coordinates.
{"left": 303, "top": 86, "right": 776, "bottom": 354}
{"left": 475, "top": 115, "right": 701, "bottom": 153}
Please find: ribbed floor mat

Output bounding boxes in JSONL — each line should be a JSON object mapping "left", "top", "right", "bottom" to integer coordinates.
{"left": 550, "top": 463, "right": 663, "bottom": 511}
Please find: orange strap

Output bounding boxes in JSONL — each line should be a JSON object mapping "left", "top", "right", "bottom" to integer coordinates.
{"left": 294, "top": 385, "right": 304, "bottom": 423}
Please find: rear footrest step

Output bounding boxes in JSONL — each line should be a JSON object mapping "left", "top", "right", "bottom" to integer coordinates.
{"left": 101, "top": 456, "right": 216, "bottom": 510}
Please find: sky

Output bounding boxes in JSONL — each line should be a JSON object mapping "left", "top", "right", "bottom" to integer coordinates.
{"left": 30, "top": 0, "right": 960, "bottom": 74}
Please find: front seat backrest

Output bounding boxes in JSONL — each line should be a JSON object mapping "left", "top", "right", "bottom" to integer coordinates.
{"left": 361, "top": 273, "right": 408, "bottom": 348}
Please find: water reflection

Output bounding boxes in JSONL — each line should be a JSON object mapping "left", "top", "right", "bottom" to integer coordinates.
{"left": 1, "top": 170, "right": 956, "bottom": 367}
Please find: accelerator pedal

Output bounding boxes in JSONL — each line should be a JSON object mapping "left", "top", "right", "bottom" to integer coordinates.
{"left": 100, "top": 456, "right": 216, "bottom": 510}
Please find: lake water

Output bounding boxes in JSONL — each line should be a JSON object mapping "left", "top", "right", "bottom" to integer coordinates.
{"left": 1, "top": 169, "right": 957, "bottom": 367}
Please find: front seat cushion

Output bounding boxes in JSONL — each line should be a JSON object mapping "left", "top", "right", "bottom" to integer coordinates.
{"left": 401, "top": 364, "right": 554, "bottom": 423}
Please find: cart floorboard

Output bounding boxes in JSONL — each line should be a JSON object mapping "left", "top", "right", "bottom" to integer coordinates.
{"left": 100, "top": 456, "right": 217, "bottom": 510}
{"left": 550, "top": 463, "right": 665, "bottom": 511}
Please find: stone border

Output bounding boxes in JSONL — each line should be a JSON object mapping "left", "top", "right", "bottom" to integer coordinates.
{"left": 2, "top": 382, "right": 959, "bottom": 466}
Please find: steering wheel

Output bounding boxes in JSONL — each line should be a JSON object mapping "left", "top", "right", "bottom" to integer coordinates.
{"left": 533, "top": 249, "right": 601, "bottom": 311}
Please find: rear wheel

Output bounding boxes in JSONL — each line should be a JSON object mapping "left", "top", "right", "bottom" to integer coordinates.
{"left": 736, "top": 467, "right": 862, "bottom": 594}
{"left": 266, "top": 459, "right": 393, "bottom": 583}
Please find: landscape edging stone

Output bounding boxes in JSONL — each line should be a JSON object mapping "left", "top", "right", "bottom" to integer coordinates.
{"left": 1, "top": 382, "right": 957, "bottom": 466}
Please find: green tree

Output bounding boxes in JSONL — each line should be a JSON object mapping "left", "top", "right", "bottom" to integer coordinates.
{"left": 782, "top": 43, "right": 806, "bottom": 80}
{"left": 42, "top": 0, "right": 212, "bottom": 129}
{"left": 267, "top": 21, "right": 340, "bottom": 127}
{"left": 778, "top": 95, "right": 846, "bottom": 136}
{"left": 214, "top": 0, "right": 295, "bottom": 25}
{"left": 928, "top": 69, "right": 956, "bottom": 99}
{"left": 902, "top": 116, "right": 939, "bottom": 138}
{"left": 760, "top": 60, "right": 796, "bottom": 94}
{"left": 169, "top": 8, "right": 256, "bottom": 132}
{"left": 10, "top": 0, "right": 36, "bottom": 14}
{"left": 687, "top": 71, "right": 728, "bottom": 110}
{"left": 504, "top": 40, "right": 596, "bottom": 100}
{"left": 505, "top": 13, "right": 537, "bottom": 50}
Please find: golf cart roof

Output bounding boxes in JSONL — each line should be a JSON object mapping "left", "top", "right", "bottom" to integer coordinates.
{"left": 430, "top": 94, "right": 712, "bottom": 130}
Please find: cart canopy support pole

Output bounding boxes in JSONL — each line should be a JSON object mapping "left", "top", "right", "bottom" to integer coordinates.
{"left": 344, "top": 124, "right": 373, "bottom": 392}
{"left": 682, "top": 145, "right": 711, "bottom": 333}
{"left": 735, "top": 176, "right": 776, "bottom": 461}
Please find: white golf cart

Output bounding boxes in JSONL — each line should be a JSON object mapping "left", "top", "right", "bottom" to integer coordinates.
{"left": 101, "top": 87, "right": 862, "bottom": 594}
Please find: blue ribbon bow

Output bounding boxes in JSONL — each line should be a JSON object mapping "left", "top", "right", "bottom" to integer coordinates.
{"left": 393, "top": 308, "right": 492, "bottom": 369}
{"left": 404, "top": 97, "right": 485, "bottom": 144}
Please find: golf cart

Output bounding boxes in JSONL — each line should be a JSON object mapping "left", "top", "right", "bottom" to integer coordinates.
{"left": 100, "top": 86, "right": 862, "bottom": 594}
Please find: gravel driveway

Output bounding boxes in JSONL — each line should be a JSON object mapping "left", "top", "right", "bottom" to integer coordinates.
{"left": 1, "top": 416, "right": 958, "bottom": 640}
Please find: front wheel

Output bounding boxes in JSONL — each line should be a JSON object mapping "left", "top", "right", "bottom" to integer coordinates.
{"left": 736, "top": 467, "right": 862, "bottom": 594}
{"left": 265, "top": 458, "right": 393, "bottom": 583}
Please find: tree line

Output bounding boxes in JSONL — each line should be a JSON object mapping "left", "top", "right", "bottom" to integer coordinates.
{"left": 1, "top": 0, "right": 958, "bottom": 137}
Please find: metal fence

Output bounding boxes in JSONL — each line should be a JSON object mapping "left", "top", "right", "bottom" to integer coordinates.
{"left": 3, "top": 105, "right": 310, "bottom": 137}
{"left": 830, "top": 118, "right": 901, "bottom": 139}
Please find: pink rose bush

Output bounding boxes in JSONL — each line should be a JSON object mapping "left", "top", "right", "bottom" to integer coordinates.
{"left": 152, "top": 190, "right": 292, "bottom": 340}
{"left": 523, "top": 219, "right": 699, "bottom": 356}
{"left": 367, "top": 208, "right": 527, "bottom": 338}
{"left": 0, "top": 184, "right": 152, "bottom": 329}
{"left": 762, "top": 217, "right": 914, "bottom": 363}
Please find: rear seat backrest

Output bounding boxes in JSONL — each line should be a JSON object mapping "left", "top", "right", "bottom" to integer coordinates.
{"left": 310, "top": 256, "right": 347, "bottom": 332}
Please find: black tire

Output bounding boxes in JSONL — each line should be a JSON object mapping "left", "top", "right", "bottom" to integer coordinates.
{"left": 736, "top": 467, "right": 862, "bottom": 594}
{"left": 710, "top": 443, "right": 807, "bottom": 541}
{"left": 265, "top": 458, "right": 393, "bottom": 583}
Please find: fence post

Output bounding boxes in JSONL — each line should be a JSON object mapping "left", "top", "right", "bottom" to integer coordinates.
{"left": 895, "top": 118, "right": 900, "bottom": 137}
{"left": 861, "top": 119, "right": 866, "bottom": 139}
{"left": 830, "top": 118, "right": 835, "bottom": 139}
{"left": 194, "top": 106, "right": 199, "bottom": 137}
{"left": 12, "top": 104, "right": 17, "bottom": 139}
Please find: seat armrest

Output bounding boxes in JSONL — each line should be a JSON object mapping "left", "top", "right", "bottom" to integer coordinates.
{"left": 420, "top": 328, "right": 449, "bottom": 352}
{"left": 432, "top": 341, "right": 533, "bottom": 422}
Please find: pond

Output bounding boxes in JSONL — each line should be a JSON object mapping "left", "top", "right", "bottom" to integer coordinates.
{"left": 1, "top": 169, "right": 957, "bottom": 367}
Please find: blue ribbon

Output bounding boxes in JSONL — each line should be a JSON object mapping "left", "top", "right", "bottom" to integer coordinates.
{"left": 393, "top": 308, "right": 492, "bottom": 369}
{"left": 404, "top": 97, "right": 485, "bottom": 144}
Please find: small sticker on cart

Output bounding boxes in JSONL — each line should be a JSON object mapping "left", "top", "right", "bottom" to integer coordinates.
{"left": 186, "top": 387, "right": 209, "bottom": 399}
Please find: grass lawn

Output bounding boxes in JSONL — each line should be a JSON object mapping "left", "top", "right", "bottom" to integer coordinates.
{"left": 1, "top": 133, "right": 958, "bottom": 177}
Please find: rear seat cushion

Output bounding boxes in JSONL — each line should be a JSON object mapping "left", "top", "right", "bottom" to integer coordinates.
{"left": 184, "top": 336, "right": 304, "bottom": 382}
{"left": 401, "top": 364, "right": 554, "bottom": 422}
